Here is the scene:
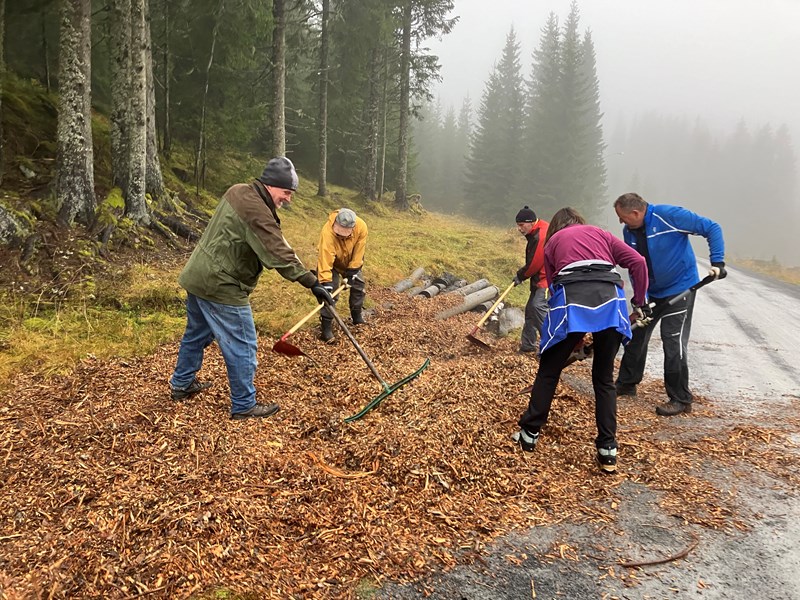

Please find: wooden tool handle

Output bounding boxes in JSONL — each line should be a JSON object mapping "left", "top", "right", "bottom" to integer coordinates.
{"left": 285, "top": 284, "right": 346, "bottom": 335}
{"left": 475, "top": 281, "right": 516, "bottom": 328}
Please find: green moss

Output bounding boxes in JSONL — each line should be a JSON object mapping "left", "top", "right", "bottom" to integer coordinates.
{"left": 96, "top": 188, "right": 126, "bottom": 228}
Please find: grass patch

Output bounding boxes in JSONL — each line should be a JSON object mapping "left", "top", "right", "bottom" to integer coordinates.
{"left": 0, "top": 168, "right": 529, "bottom": 386}
{"left": 734, "top": 258, "right": 800, "bottom": 285}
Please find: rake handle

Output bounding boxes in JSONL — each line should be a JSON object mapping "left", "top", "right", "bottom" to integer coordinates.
{"left": 283, "top": 283, "right": 346, "bottom": 336}
{"left": 326, "top": 303, "right": 391, "bottom": 391}
{"left": 474, "top": 281, "right": 517, "bottom": 329}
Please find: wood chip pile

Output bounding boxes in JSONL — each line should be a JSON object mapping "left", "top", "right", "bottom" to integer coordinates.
{"left": 1, "top": 288, "right": 797, "bottom": 598}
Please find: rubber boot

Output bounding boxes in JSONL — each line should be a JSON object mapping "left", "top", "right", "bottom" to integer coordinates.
{"left": 351, "top": 310, "right": 366, "bottom": 325}
{"left": 320, "top": 318, "right": 335, "bottom": 342}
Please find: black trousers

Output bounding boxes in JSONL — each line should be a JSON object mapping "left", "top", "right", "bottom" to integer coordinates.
{"left": 519, "top": 328, "right": 622, "bottom": 449}
{"left": 616, "top": 291, "right": 696, "bottom": 404}
{"left": 321, "top": 269, "right": 366, "bottom": 322}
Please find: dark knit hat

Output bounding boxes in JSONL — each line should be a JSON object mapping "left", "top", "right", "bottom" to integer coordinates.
{"left": 258, "top": 157, "right": 299, "bottom": 191}
{"left": 515, "top": 205, "right": 536, "bottom": 223}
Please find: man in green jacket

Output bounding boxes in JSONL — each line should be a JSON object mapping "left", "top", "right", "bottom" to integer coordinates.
{"left": 169, "top": 157, "right": 333, "bottom": 419}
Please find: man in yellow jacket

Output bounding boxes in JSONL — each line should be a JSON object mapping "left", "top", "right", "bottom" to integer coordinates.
{"left": 317, "top": 208, "right": 368, "bottom": 341}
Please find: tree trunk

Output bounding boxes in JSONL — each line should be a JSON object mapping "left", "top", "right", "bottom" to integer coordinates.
{"left": 195, "top": 0, "right": 223, "bottom": 194}
{"left": 271, "top": 0, "right": 286, "bottom": 157}
{"left": 144, "top": 0, "right": 163, "bottom": 200}
{"left": 109, "top": 0, "right": 131, "bottom": 195}
{"left": 0, "top": 0, "right": 6, "bottom": 187}
{"left": 378, "top": 52, "right": 388, "bottom": 201}
{"left": 126, "top": 0, "right": 149, "bottom": 225}
{"left": 361, "top": 45, "right": 380, "bottom": 201}
{"left": 161, "top": 0, "right": 170, "bottom": 157}
{"left": 42, "top": 11, "right": 52, "bottom": 92}
{"left": 394, "top": 1, "right": 411, "bottom": 210}
{"left": 56, "top": 0, "right": 96, "bottom": 227}
{"left": 316, "top": 0, "right": 329, "bottom": 196}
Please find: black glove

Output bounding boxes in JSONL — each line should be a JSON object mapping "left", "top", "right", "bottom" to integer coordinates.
{"left": 344, "top": 268, "right": 361, "bottom": 283}
{"left": 710, "top": 261, "right": 727, "bottom": 280}
{"left": 311, "top": 282, "right": 334, "bottom": 305}
{"left": 512, "top": 275, "right": 522, "bottom": 286}
{"left": 515, "top": 267, "right": 527, "bottom": 284}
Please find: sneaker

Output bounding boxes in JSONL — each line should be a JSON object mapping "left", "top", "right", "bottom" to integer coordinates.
{"left": 655, "top": 400, "right": 692, "bottom": 416}
{"left": 615, "top": 382, "right": 637, "bottom": 397}
{"left": 596, "top": 447, "right": 618, "bottom": 473}
{"left": 231, "top": 403, "right": 280, "bottom": 420}
{"left": 171, "top": 379, "right": 212, "bottom": 401}
{"left": 511, "top": 429, "right": 539, "bottom": 452}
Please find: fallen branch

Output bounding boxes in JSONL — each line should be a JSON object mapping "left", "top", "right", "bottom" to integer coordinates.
{"left": 619, "top": 531, "right": 699, "bottom": 568}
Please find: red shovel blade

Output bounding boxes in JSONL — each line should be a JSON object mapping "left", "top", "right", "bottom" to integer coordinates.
{"left": 272, "top": 335, "right": 309, "bottom": 357}
{"left": 466, "top": 327, "right": 492, "bottom": 350}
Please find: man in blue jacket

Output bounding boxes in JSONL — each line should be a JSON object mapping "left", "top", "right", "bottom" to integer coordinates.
{"left": 613, "top": 192, "right": 726, "bottom": 416}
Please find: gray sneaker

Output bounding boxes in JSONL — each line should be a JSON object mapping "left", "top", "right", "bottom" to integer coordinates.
{"left": 171, "top": 379, "right": 212, "bottom": 401}
{"left": 231, "top": 403, "right": 280, "bottom": 420}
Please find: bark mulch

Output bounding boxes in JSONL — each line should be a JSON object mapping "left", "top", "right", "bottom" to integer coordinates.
{"left": 1, "top": 289, "right": 797, "bottom": 599}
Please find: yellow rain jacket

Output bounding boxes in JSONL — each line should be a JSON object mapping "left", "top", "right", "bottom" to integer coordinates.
{"left": 316, "top": 210, "right": 368, "bottom": 283}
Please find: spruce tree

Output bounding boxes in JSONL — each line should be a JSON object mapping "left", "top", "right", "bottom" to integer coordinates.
{"left": 463, "top": 28, "right": 524, "bottom": 223}
{"left": 522, "top": 13, "right": 562, "bottom": 220}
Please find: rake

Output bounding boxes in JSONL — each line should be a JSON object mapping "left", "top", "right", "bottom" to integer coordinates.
{"left": 325, "top": 303, "right": 430, "bottom": 422}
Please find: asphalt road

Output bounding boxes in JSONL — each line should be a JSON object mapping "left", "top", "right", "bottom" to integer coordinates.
{"left": 679, "top": 262, "right": 800, "bottom": 412}
{"left": 378, "top": 264, "right": 800, "bottom": 600}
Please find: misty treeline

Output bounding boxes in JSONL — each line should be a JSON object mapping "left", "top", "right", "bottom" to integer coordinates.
{"left": 0, "top": 0, "right": 457, "bottom": 233}
{"left": 413, "top": 4, "right": 606, "bottom": 224}
{"left": 606, "top": 114, "right": 798, "bottom": 264}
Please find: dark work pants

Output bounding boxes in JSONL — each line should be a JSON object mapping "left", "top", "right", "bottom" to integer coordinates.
{"left": 616, "top": 291, "right": 696, "bottom": 405}
{"left": 321, "top": 269, "right": 366, "bottom": 324}
{"left": 520, "top": 286, "right": 548, "bottom": 351}
{"left": 519, "top": 327, "right": 623, "bottom": 449}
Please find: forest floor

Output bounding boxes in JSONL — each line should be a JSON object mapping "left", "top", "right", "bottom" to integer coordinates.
{"left": 1, "top": 279, "right": 799, "bottom": 599}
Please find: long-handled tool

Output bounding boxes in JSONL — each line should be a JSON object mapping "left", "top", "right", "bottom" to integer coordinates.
{"left": 631, "top": 273, "right": 718, "bottom": 330}
{"left": 272, "top": 283, "right": 346, "bottom": 357}
{"left": 466, "top": 281, "right": 517, "bottom": 350}
{"left": 325, "top": 304, "right": 429, "bottom": 422}
{"left": 667, "top": 273, "right": 717, "bottom": 306}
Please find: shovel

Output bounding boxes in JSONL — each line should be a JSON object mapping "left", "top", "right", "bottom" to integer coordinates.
{"left": 325, "top": 303, "right": 430, "bottom": 422}
{"left": 272, "top": 283, "right": 346, "bottom": 357}
{"left": 466, "top": 281, "right": 517, "bottom": 350}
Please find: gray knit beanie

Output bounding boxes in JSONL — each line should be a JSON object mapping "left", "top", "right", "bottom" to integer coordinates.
{"left": 258, "top": 157, "right": 299, "bottom": 191}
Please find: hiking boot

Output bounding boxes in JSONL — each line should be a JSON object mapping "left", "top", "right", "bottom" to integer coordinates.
{"left": 615, "top": 382, "right": 637, "bottom": 397}
{"left": 596, "top": 447, "right": 618, "bottom": 473}
{"left": 511, "top": 429, "right": 539, "bottom": 452}
{"left": 656, "top": 400, "right": 692, "bottom": 416}
{"left": 171, "top": 379, "right": 211, "bottom": 401}
{"left": 231, "top": 403, "right": 280, "bottom": 420}
{"left": 320, "top": 319, "right": 335, "bottom": 342}
{"left": 351, "top": 311, "right": 366, "bottom": 325}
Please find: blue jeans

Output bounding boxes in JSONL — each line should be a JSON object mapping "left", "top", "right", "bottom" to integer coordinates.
{"left": 170, "top": 293, "right": 258, "bottom": 415}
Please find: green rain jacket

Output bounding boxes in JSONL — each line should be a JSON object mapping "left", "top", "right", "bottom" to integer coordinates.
{"left": 178, "top": 181, "right": 317, "bottom": 305}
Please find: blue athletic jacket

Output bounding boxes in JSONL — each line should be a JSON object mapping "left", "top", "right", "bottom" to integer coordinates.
{"left": 622, "top": 204, "right": 725, "bottom": 299}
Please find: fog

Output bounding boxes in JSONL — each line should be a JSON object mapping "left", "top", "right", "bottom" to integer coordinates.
{"left": 424, "top": 0, "right": 800, "bottom": 266}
